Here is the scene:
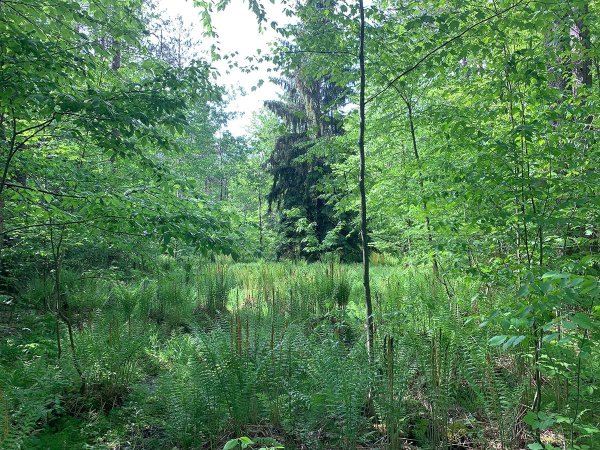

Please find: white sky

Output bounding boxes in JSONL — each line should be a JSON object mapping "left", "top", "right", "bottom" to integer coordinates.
{"left": 157, "top": 0, "right": 288, "bottom": 136}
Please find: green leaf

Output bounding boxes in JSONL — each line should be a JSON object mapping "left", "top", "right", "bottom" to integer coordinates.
{"left": 223, "top": 439, "right": 241, "bottom": 450}
{"left": 570, "top": 313, "right": 595, "bottom": 330}
{"left": 239, "top": 437, "right": 254, "bottom": 448}
{"left": 542, "top": 333, "right": 559, "bottom": 343}
{"left": 489, "top": 335, "right": 508, "bottom": 346}
{"left": 502, "top": 335, "right": 517, "bottom": 350}
{"left": 528, "top": 444, "right": 543, "bottom": 450}
{"left": 512, "top": 335, "right": 526, "bottom": 347}
{"left": 524, "top": 412, "right": 538, "bottom": 426}
{"left": 518, "top": 284, "right": 530, "bottom": 297}
{"left": 541, "top": 271, "right": 570, "bottom": 280}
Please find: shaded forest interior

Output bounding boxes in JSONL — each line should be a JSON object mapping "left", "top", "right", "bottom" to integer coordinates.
{"left": 0, "top": 0, "right": 599, "bottom": 449}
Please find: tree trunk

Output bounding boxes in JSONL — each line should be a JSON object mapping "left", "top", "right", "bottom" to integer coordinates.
{"left": 570, "top": 3, "right": 592, "bottom": 95}
{"left": 358, "top": 0, "right": 373, "bottom": 362}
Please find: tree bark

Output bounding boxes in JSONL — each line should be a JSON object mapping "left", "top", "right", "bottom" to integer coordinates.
{"left": 570, "top": 3, "right": 592, "bottom": 95}
{"left": 358, "top": 0, "right": 373, "bottom": 362}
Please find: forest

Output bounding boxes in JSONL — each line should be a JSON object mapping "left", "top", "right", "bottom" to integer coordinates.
{"left": 0, "top": 0, "right": 599, "bottom": 449}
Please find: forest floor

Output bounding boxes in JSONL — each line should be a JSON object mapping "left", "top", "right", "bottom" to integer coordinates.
{"left": 1, "top": 259, "right": 596, "bottom": 449}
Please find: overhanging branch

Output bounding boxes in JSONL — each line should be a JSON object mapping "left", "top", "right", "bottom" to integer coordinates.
{"left": 365, "top": 0, "right": 528, "bottom": 105}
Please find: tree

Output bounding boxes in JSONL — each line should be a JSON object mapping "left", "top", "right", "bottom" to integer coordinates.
{"left": 0, "top": 0, "right": 236, "bottom": 287}
{"left": 263, "top": 74, "right": 351, "bottom": 259}
{"left": 357, "top": 0, "right": 373, "bottom": 362}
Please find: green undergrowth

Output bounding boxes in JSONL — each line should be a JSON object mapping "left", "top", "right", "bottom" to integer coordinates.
{"left": 0, "top": 258, "right": 598, "bottom": 449}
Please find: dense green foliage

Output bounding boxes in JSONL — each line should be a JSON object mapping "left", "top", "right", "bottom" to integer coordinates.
{"left": 2, "top": 260, "right": 598, "bottom": 448}
{"left": 266, "top": 0, "right": 599, "bottom": 274}
{"left": 1, "top": 0, "right": 599, "bottom": 449}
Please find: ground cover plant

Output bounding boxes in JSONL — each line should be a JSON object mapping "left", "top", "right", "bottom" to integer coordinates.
{"left": 1, "top": 0, "right": 599, "bottom": 449}
{"left": 1, "top": 259, "right": 598, "bottom": 449}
